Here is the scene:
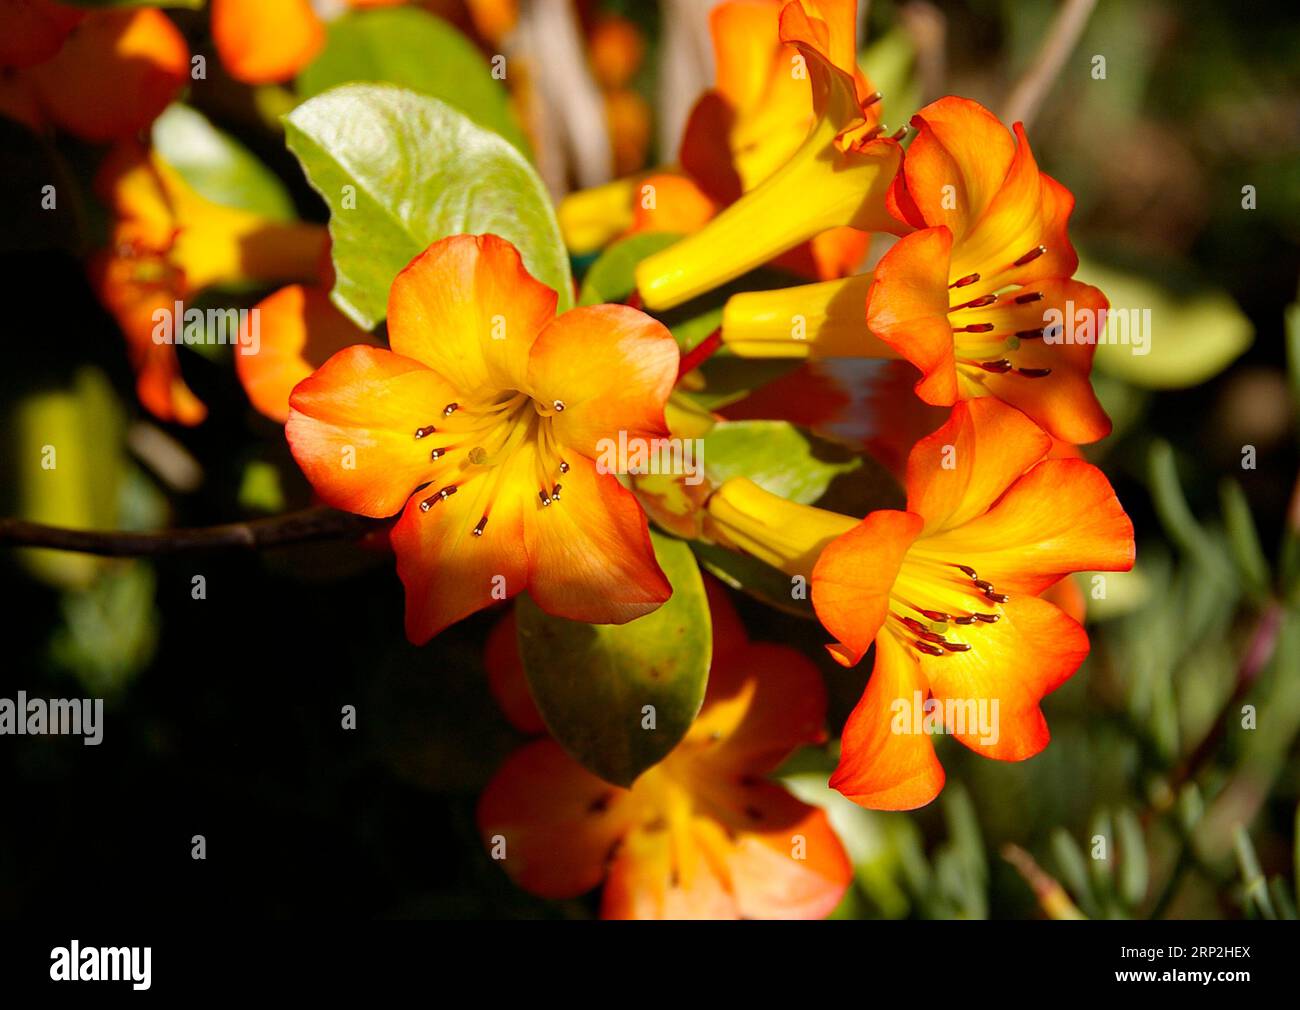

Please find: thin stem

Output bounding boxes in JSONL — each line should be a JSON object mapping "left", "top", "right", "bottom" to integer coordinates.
{"left": 1001, "top": 0, "right": 1099, "bottom": 129}
{"left": 0, "top": 506, "right": 380, "bottom": 558}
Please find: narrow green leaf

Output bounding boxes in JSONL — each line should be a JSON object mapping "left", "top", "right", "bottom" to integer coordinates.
{"left": 516, "top": 532, "right": 711, "bottom": 787}
{"left": 284, "top": 84, "right": 571, "bottom": 331}
{"left": 297, "top": 8, "right": 528, "bottom": 152}
{"left": 152, "top": 104, "right": 296, "bottom": 220}
{"left": 1219, "top": 478, "right": 1271, "bottom": 600}
{"left": 1115, "top": 808, "right": 1149, "bottom": 909}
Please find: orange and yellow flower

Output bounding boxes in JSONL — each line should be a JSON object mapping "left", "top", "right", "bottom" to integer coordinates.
{"left": 633, "top": 0, "right": 902, "bottom": 309}
{"left": 562, "top": 0, "right": 887, "bottom": 287}
{"left": 477, "top": 580, "right": 852, "bottom": 919}
{"left": 92, "top": 142, "right": 327, "bottom": 425}
{"left": 285, "top": 234, "right": 679, "bottom": 643}
{"left": 722, "top": 97, "right": 1111, "bottom": 444}
{"left": 705, "top": 398, "right": 1134, "bottom": 809}
{"left": 0, "top": 2, "right": 187, "bottom": 142}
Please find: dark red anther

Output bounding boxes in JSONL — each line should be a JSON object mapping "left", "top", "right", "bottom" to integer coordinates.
{"left": 551, "top": 483, "right": 562, "bottom": 501}
{"left": 919, "top": 609, "right": 951, "bottom": 622}
{"left": 957, "top": 323, "right": 996, "bottom": 333}
{"left": 973, "top": 579, "right": 995, "bottom": 593}
{"left": 952, "top": 615, "right": 977, "bottom": 625}
{"left": 863, "top": 91, "right": 883, "bottom": 108}
{"left": 974, "top": 613, "right": 1001, "bottom": 623}
{"left": 1015, "top": 328, "right": 1046, "bottom": 339}
{"left": 538, "top": 489, "right": 552, "bottom": 506}
{"left": 914, "top": 640, "right": 945, "bottom": 656}
{"left": 956, "top": 565, "right": 979, "bottom": 579}
{"left": 1014, "top": 291, "right": 1044, "bottom": 304}
{"left": 950, "top": 273, "right": 981, "bottom": 288}
{"left": 1013, "top": 245, "right": 1047, "bottom": 267}
{"left": 1016, "top": 367, "right": 1053, "bottom": 378}
{"left": 957, "top": 294, "right": 998, "bottom": 310}
{"left": 984, "top": 590, "right": 1010, "bottom": 604}
{"left": 472, "top": 516, "right": 488, "bottom": 537}
{"left": 414, "top": 425, "right": 437, "bottom": 439}
{"left": 941, "top": 641, "right": 972, "bottom": 652}
{"left": 979, "top": 359, "right": 1013, "bottom": 373}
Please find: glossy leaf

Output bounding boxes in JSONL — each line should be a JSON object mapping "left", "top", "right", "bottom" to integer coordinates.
{"left": 152, "top": 104, "right": 297, "bottom": 221}
{"left": 297, "top": 8, "right": 528, "bottom": 152}
{"left": 515, "top": 532, "right": 710, "bottom": 787}
{"left": 285, "top": 84, "right": 571, "bottom": 330}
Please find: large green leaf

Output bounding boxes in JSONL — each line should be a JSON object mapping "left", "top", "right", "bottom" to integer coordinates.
{"left": 297, "top": 8, "right": 528, "bottom": 153}
{"left": 284, "top": 84, "right": 571, "bottom": 330}
{"left": 515, "top": 532, "right": 711, "bottom": 787}
{"left": 1079, "top": 256, "right": 1252, "bottom": 388}
{"left": 152, "top": 104, "right": 297, "bottom": 221}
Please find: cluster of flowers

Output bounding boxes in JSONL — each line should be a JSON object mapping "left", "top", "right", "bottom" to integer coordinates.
{"left": 12, "top": 0, "right": 1136, "bottom": 917}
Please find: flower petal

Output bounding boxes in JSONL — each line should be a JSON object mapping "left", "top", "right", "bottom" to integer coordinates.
{"left": 829, "top": 633, "right": 945, "bottom": 810}
{"left": 904, "top": 398, "right": 1052, "bottom": 535}
{"left": 285, "top": 345, "right": 457, "bottom": 518}
{"left": 387, "top": 234, "right": 558, "bottom": 395}
{"left": 601, "top": 819, "right": 737, "bottom": 919}
{"left": 526, "top": 304, "right": 678, "bottom": 458}
{"left": 484, "top": 608, "right": 545, "bottom": 735}
{"left": 236, "top": 284, "right": 372, "bottom": 424}
{"left": 812, "top": 510, "right": 925, "bottom": 667}
{"left": 391, "top": 455, "right": 534, "bottom": 644}
{"left": 922, "top": 457, "right": 1135, "bottom": 596}
{"left": 477, "top": 739, "right": 639, "bottom": 900}
{"left": 523, "top": 454, "right": 671, "bottom": 625}
{"left": 898, "top": 96, "right": 1016, "bottom": 241}
{"left": 866, "top": 226, "right": 960, "bottom": 405}
{"left": 30, "top": 8, "right": 187, "bottom": 142}
{"left": 979, "top": 279, "right": 1111, "bottom": 443}
{"left": 920, "top": 594, "right": 1089, "bottom": 760}
{"left": 211, "top": 0, "right": 324, "bottom": 84}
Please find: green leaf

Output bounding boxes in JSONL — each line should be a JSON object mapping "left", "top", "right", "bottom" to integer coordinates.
{"left": 692, "top": 540, "right": 812, "bottom": 619}
{"left": 297, "top": 8, "right": 528, "bottom": 153}
{"left": 578, "top": 232, "right": 680, "bottom": 306}
{"left": 1219, "top": 478, "right": 1271, "bottom": 600}
{"left": 151, "top": 104, "right": 296, "bottom": 220}
{"left": 1115, "top": 808, "right": 1149, "bottom": 909}
{"left": 285, "top": 84, "right": 572, "bottom": 331}
{"left": 1079, "top": 256, "right": 1252, "bottom": 389}
{"left": 515, "top": 532, "right": 711, "bottom": 787}
{"left": 703, "top": 420, "right": 859, "bottom": 504}
{"left": 11, "top": 369, "right": 125, "bottom": 590}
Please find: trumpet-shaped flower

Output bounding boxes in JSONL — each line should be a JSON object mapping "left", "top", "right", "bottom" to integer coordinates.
{"left": 92, "top": 142, "right": 327, "bottom": 425}
{"left": 0, "top": 3, "right": 187, "bottom": 142}
{"left": 286, "top": 234, "right": 678, "bottom": 643}
{"left": 706, "top": 398, "right": 1134, "bottom": 809}
{"left": 560, "top": 0, "right": 875, "bottom": 281}
{"left": 723, "top": 97, "right": 1111, "bottom": 444}
{"left": 478, "top": 581, "right": 851, "bottom": 919}
{"left": 634, "top": 0, "right": 902, "bottom": 309}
